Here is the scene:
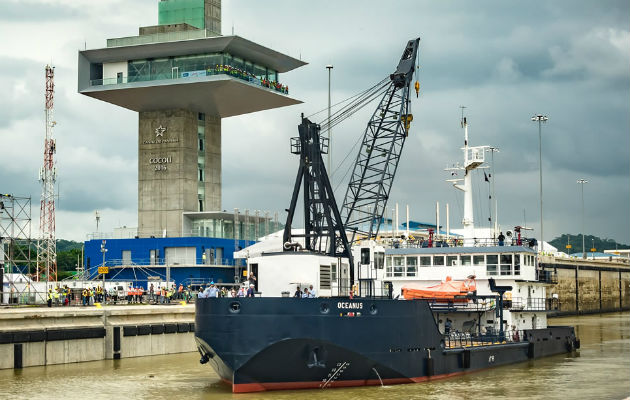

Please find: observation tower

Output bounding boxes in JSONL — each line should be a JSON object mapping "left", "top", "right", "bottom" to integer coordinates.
{"left": 78, "top": 0, "right": 305, "bottom": 237}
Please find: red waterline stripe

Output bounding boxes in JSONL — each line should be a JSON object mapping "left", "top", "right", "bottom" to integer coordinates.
{"left": 231, "top": 370, "right": 477, "bottom": 393}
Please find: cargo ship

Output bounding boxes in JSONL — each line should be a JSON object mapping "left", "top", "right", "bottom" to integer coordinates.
{"left": 194, "top": 38, "right": 580, "bottom": 392}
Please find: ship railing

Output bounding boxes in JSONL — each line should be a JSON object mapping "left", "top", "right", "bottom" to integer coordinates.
{"left": 387, "top": 236, "right": 537, "bottom": 249}
{"left": 507, "top": 297, "right": 559, "bottom": 311}
{"left": 443, "top": 328, "right": 526, "bottom": 349}
{"left": 426, "top": 298, "right": 495, "bottom": 312}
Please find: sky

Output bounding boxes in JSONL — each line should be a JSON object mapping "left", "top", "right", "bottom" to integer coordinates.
{"left": 0, "top": 0, "right": 628, "bottom": 246}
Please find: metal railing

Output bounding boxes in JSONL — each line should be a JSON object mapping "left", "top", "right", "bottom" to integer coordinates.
{"left": 427, "top": 296, "right": 559, "bottom": 312}
{"left": 0, "top": 289, "right": 196, "bottom": 307}
{"left": 96, "top": 257, "right": 238, "bottom": 267}
{"left": 507, "top": 297, "right": 559, "bottom": 311}
{"left": 443, "top": 328, "right": 526, "bottom": 348}
{"left": 389, "top": 236, "right": 537, "bottom": 249}
{"left": 89, "top": 65, "right": 289, "bottom": 95}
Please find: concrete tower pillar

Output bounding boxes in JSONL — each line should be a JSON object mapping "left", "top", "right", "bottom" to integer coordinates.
{"left": 138, "top": 110, "right": 221, "bottom": 237}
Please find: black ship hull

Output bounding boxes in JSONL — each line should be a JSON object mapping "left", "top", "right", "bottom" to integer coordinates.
{"left": 195, "top": 297, "right": 578, "bottom": 393}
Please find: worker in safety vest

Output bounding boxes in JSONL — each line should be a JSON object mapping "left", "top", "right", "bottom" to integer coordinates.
{"left": 47, "top": 289, "right": 53, "bottom": 307}
{"left": 82, "top": 288, "right": 88, "bottom": 306}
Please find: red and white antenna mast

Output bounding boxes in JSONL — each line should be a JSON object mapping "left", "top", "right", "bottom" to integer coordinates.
{"left": 36, "top": 65, "right": 57, "bottom": 282}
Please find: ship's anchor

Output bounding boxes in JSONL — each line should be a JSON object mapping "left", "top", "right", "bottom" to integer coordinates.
{"left": 320, "top": 362, "right": 350, "bottom": 388}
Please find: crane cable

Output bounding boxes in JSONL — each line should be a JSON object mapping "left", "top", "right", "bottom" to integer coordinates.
{"left": 320, "top": 81, "right": 390, "bottom": 132}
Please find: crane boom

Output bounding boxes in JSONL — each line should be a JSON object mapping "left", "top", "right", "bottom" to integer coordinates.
{"left": 282, "top": 38, "right": 420, "bottom": 289}
{"left": 341, "top": 38, "right": 420, "bottom": 242}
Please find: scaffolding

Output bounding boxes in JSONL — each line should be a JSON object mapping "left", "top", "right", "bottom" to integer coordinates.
{"left": 0, "top": 194, "right": 34, "bottom": 302}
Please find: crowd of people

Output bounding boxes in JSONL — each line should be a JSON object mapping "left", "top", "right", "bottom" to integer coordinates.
{"left": 42, "top": 272, "right": 323, "bottom": 306}
{"left": 205, "top": 64, "right": 289, "bottom": 94}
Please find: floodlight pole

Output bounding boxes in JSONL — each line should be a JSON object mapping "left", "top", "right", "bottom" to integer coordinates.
{"left": 531, "top": 114, "right": 548, "bottom": 252}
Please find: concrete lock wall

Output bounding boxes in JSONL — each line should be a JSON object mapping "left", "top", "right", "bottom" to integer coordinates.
{"left": 0, "top": 305, "right": 196, "bottom": 370}
{"left": 544, "top": 258, "right": 630, "bottom": 315}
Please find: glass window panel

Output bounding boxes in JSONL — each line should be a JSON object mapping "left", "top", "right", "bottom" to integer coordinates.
{"left": 473, "top": 255, "right": 485, "bottom": 265}
{"left": 461, "top": 255, "right": 471, "bottom": 266}
{"left": 446, "top": 255, "right": 458, "bottom": 266}
{"left": 393, "top": 257, "right": 404, "bottom": 277}
{"left": 433, "top": 256, "right": 445, "bottom": 266}
{"left": 374, "top": 252, "right": 384, "bottom": 269}
{"left": 406, "top": 257, "right": 417, "bottom": 277}
{"left": 487, "top": 254, "right": 498, "bottom": 276}
{"left": 150, "top": 58, "right": 172, "bottom": 80}
{"left": 420, "top": 256, "right": 431, "bottom": 266}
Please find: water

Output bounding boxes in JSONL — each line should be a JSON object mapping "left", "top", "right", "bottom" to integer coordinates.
{"left": 1, "top": 313, "right": 628, "bottom": 400}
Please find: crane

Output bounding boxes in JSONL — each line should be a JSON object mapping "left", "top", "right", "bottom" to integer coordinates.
{"left": 282, "top": 38, "right": 421, "bottom": 288}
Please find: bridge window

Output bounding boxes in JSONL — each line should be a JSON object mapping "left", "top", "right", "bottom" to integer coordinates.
{"left": 393, "top": 256, "right": 404, "bottom": 277}
{"left": 406, "top": 257, "right": 417, "bottom": 277}
{"left": 487, "top": 255, "right": 498, "bottom": 275}
{"left": 500, "top": 254, "right": 513, "bottom": 275}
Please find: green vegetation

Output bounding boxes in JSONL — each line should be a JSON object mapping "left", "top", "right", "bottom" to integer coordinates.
{"left": 2, "top": 239, "right": 83, "bottom": 280}
{"left": 550, "top": 234, "right": 630, "bottom": 254}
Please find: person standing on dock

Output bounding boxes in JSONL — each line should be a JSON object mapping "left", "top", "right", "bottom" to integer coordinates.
{"left": 246, "top": 284, "right": 255, "bottom": 297}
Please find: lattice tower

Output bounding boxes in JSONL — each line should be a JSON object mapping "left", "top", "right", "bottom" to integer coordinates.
{"left": 36, "top": 65, "right": 57, "bottom": 282}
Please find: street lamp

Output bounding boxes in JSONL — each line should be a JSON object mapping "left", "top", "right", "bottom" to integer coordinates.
{"left": 531, "top": 114, "right": 548, "bottom": 252}
{"left": 100, "top": 240, "right": 107, "bottom": 292}
{"left": 326, "top": 64, "right": 333, "bottom": 183}
{"left": 577, "top": 179, "right": 588, "bottom": 259}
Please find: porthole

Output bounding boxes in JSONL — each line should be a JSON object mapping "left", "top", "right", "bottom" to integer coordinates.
{"left": 229, "top": 302, "right": 241, "bottom": 313}
{"left": 370, "top": 304, "right": 378, "bottom": 315}
{"left": 320, "top": 303, "right": 330, "bottom": 314}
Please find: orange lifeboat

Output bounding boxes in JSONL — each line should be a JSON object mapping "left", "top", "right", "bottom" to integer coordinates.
{"left": 402, "top": 276, "right": 476, "bottom": 302}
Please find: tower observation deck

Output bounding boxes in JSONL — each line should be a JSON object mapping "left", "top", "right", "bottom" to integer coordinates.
{"left": 78, "top": 0, "right": 306, "bottom": 238}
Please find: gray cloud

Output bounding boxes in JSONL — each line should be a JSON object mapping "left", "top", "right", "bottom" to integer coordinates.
{"left": 0, "top": 1, "right": 84, "bottom": 21}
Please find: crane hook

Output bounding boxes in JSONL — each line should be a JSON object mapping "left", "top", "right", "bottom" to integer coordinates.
{"left": 414, "top": 81, "right": 420, "bottom": 98}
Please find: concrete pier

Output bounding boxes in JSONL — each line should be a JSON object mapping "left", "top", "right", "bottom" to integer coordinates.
{"left": 0, "top": 304, "right": 196, "bottom": 370}
{"left": 542, "top": 256, "right": 630, "bottom": 315}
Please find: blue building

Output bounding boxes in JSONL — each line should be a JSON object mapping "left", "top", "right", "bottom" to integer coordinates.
{"left": 85, "top": 236, "right": 247, "bottom": 288}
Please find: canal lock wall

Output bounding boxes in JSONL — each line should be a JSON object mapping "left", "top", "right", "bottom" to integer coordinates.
{"left": 0, "top": 305, "right": 196, "bottom": 370}
{"left": 542, "top": 257, "right": 630, "bottom": 315}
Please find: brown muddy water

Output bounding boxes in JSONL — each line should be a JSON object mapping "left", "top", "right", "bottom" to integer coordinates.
{"left": 1, "top": 312, "right": 628, "bottom": 400}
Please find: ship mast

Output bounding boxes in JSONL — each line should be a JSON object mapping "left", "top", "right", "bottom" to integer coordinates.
{"left": 446, "top": 109, "right": 488, "bottom": 245}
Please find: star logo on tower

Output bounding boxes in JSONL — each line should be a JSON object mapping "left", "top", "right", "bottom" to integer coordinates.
{"left": 155, "top": 125, "right": 167, "bottom": 137}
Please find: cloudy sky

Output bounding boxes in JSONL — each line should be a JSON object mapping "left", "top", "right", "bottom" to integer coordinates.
{"left": 0, "top": 0, "right": 628, "bottom": 246}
